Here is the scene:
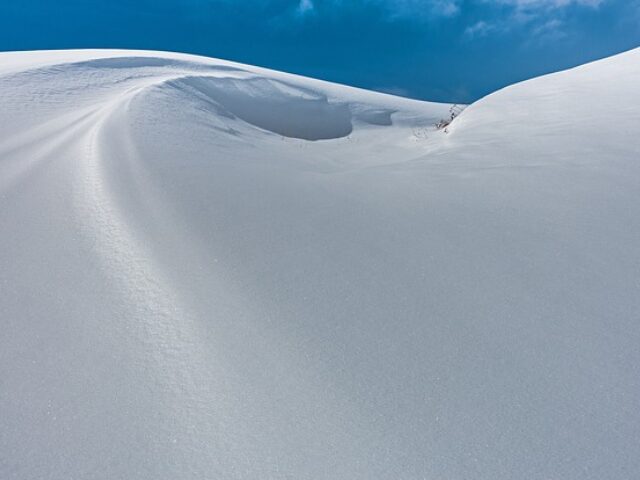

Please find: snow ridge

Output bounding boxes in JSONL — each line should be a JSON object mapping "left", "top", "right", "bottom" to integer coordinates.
{"left": 1, "top": 49, "right": 639, "bottom": 480}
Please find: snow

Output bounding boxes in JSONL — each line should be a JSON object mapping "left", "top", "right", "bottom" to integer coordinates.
{"left": 1, "top": 48, "right": 639, "bottom": 479}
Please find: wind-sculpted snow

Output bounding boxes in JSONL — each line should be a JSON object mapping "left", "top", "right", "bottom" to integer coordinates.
{"left": 169, "top": 75, "right": 356, "bottom": 140}
{"left": 1, "top": 49, "right": 639, "bottom": 480}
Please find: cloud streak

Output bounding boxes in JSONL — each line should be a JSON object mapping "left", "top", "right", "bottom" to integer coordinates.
{"left": 463, "top": 0, "right": 607, "bottom": 41}
{"left": 488, "top": 0, "right": 605, "bottom": 8}
{"left": 293, "top": 0, "right": 606, "bottom": 23}
{"left": 379, "top": 0, "right": 461, "bottom": 18}
{"left": 292, "top": 0, "right": 462, "bottom": 20}
{"left": 219, "top": 0, "right": 613, "bottom": 43}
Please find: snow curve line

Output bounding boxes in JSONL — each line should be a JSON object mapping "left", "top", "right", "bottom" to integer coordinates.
{"left": 72, "top": 79, "right": 229, "bottom": 452}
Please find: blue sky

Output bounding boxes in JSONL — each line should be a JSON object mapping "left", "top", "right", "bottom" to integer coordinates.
{"left": 1, "top": 0, "right": 638, "bottom": 102}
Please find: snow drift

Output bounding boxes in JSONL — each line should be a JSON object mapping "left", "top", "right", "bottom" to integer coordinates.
{"left": 1, "top": 48, "right": 639, "bottom": 479}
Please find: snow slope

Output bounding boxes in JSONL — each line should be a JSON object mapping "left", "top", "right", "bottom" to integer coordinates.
{"left": 1, "top": 48, "right": 639, "bottom": 479}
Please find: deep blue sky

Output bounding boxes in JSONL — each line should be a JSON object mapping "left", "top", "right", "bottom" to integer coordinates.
{"left": 1, "top": 0, "right": 638, "bottom": 102}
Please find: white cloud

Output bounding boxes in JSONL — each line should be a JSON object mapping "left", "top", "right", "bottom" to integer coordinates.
{"left": 384, "top": 0, "right": 462, "bottom": 17}
{"left": 296, "top": 0, "right": 315, "bottom": 16}
{"left": 369, "top": 0, "right": 604, "bottom": 19}
{"left": 486, "top": 0, "right": 605, "bottom": 10}
{"left": 360, "top": 0, "right": 605, "bottom": 22}
{"left": 464, "top": 20, "right": 495, "bottom": 38}
{"left": 464, "top": 0, "right": 607, "bottom": 40}
{"left": 365, "top": 0, "right": 462, "bottom": 19}
{"left": 287, "top": 0, "right": 462, "bottom": 21}
{"left": 288, "top": 0, "right": 607, "bottom": 26}
{"left": 529, "top": 17, "right": 567, "bottom": 41}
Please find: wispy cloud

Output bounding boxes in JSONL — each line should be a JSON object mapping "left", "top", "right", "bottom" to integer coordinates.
{"left": 528, "top": 17, "right": 567, "bottom": 42}
{"left": 297, "top": 0, "right": 315, "bottom": 15}
{"left": 236, "top": 0, "right": 611, "bottom": 41}
{"left": 382, "top": 0, "right": 461, "bottom": 18}
{"left": 292, "top": 0, "right": 606, "bottom": 23}
{"left": 296, "top": 0, "right": 462, "bottom": 20}
{"left": 489, "top": 0, "right": 605, "bottom": 8}
{"left": 464, "top": 20, "right": 496, "bottom": 38}
{"left": 465, "top": 0, "right": 607, "bottom": 40}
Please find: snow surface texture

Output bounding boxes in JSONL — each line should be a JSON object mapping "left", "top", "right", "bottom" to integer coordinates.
{"left": 1, "top": 48, "right": 639, "bottom": 479}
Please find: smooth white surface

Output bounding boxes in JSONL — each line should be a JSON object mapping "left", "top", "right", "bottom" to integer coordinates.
{"left": 1, "top": 48, "right": 639, "bottom": 479}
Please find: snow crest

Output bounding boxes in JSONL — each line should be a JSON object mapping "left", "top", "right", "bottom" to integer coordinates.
{"left": 1, "top": 49, "right": 640, "bottom": 480}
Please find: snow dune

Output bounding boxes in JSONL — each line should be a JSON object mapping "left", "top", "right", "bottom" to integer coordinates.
{"left": 1, "top": 48, "right": 639, "bottom": 479}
